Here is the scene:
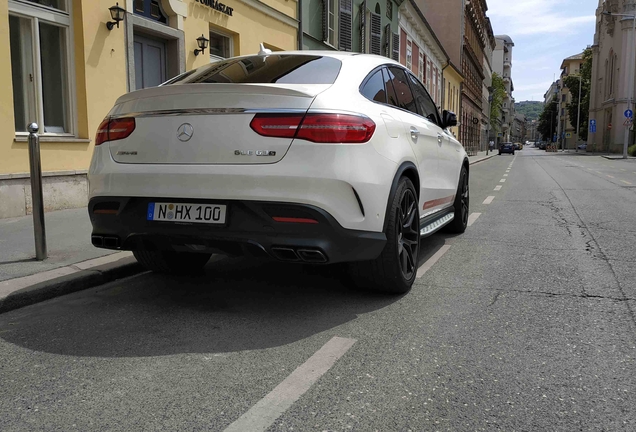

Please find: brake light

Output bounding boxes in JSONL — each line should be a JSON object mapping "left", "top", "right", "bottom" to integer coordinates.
{"left": 297, "top": 113, "right": 376, "bottom": 143}
{"left": 95, "top": 117, "right": 136, "bottom": 146}
{"left": 250, "top": 114, "right": 304, "bottom": 138}
{"left": 250, "top": 113, "right": 376, "bottom": 144}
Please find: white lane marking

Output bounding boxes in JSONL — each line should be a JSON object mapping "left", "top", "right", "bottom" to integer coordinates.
{"left": 494, "top": 185, "right": 502, "bottom": 191}
{"left": 483, "top": 196, "right": 495, "bottom": 205}
{"left": 503, "top": 174, "right": 508, "bottom": 177}
{"left": 620, "top": 169, "right": 626, "bottom": 171}
{"left": 607, "top": 175, "right": 615, "bottom": 179}
{"left": 417, "top": 245, "right": 451, "bottom": 279}
{"left": 595, "top": 171, "right": 602, "bottom": 174}
{"left": 621, "top": 180, "right": 632, "bottom": 185}
{"left": 224, "top": 337, "right": 356, "bottom": 432}
{"left": 468, "top": 212, "right": 481, "bottom": 227}
{"left": 500, "top": 179, "right": 506, "bottom": 183}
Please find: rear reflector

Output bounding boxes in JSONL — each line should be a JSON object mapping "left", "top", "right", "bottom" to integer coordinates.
{"left": 250, "top": 113, "right": 375, "bottom": 143}
{"left": 272, "top": 216, "right": 319, "bottom": 224}
{"left": 95, "top": 117, "right": 136, "bottom": 146}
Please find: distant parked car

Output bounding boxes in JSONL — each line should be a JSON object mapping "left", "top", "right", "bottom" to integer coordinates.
{"left": 539, "top": 142, "right": 547, "bottom": 150}
{"left": 577, "top": 143, "right": 587, "bottom": 150}
{"left": 499, "top": 143, "right": 515, "bottom": 155}
{"left": 513, "top": 143, "right": 522, "bottom": 151}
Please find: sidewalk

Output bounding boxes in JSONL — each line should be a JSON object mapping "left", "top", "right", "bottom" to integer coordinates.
{"left": 0, "top": 208, "right": 141, "bottom": 313}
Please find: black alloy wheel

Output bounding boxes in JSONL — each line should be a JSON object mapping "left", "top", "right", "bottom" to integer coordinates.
{"left": 459, "top": 169, "right": 469, "bottom": 227}
{"left": 444, "top": 166, "right": 469, "bottom": 234}
{"left": 396, "top": 187, "right": 419, "bottom": 280}
{"left": 348, "top": 177, "right": 419, "bottom": 294}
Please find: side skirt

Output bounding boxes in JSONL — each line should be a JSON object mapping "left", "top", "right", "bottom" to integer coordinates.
{"left": 419, "top": 208, "right": 455, "bottom": 238}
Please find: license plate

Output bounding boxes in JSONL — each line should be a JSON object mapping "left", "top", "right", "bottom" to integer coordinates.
{"left": 147, "top": 202, "right": 227, "bottom": 224}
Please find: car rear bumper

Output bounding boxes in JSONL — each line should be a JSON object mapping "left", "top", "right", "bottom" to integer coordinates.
{"left": 88, "top": 197, "right": 387, "bottom": 264}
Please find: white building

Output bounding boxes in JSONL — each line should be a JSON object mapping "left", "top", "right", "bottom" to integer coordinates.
{"left": 492, "top": 35, "right": 515, "bottom": 142}
{"left": 589, "top": 0, "right": 636, "bottom": 153}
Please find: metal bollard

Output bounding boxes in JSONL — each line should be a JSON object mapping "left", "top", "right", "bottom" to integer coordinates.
{"left": 27, "top": 123, "right": 47, "bottom": 260}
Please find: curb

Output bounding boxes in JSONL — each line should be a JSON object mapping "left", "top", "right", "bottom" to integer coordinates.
{"left": 469, "top": 154, "right": 496, "bottom": 165}
{"left": 0, "top": 255, "right": 144, "bottom": 314}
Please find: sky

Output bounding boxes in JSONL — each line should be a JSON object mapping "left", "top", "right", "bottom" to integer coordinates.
{"left": 486, "top": 0, "right": 599, "bottom": 103}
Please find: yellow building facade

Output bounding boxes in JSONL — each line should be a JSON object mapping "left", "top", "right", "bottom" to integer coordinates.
{"left": 1, "top": 0, "right": 297, "bottom": 218}
{"left": 442, "top": 63, "right": 463, "bottom": 139}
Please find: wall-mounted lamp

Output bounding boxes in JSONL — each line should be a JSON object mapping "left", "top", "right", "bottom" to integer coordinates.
{"left": 107, "top": 3, "right": 125, "bottom": 30}
{"left": 194, "top": 34, "right": 210, "bottom": 56}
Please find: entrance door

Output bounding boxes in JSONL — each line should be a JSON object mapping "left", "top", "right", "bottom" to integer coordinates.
{"left": 134, "top": 34, "right": 166, "bottom": 90}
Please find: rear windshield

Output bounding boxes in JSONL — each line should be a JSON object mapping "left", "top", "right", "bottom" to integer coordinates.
{"left": 164, "top": 55, "right": 342, "bottom": 85}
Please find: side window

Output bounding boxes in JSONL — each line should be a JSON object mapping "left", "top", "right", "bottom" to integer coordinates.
{"left": 382, "top": 68, "right": 399, "bottom": 107}
{"left": 387, "top": 67, "right": 417, "bottom": 115}
{"left": 407, "top": 73, "right": 440, "bottom": 125}
{"left": 360, "top": 70, "right": 386, "bottom": 103}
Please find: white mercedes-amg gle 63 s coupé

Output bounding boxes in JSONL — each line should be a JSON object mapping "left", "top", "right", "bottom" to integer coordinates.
{"left": 88, "top": 51, "right": 469, "bottom": 294}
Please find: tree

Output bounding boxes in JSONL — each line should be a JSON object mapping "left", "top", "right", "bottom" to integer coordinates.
{"left": 489, "top": 72, "right": 506, "bottom": 133}
{"left": 562, "top": 48, "right": 592, "bottom": 141}
{"left": 538, "top": 96, "right": 558, "bottom": 141}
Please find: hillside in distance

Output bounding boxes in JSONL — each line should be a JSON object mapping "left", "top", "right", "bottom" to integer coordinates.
{"left": 515, "top": 101, "right": 544, "bottom": 121}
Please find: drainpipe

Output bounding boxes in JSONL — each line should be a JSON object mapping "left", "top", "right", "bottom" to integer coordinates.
{"left": 297, "top": 0, "right": 303, "bottom": 50}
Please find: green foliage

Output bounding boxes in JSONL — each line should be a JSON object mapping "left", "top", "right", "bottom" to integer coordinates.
{"left": 537, "top": 96, "right": 558, "bottom": 141}
{"left": 629, "top": 144, "right": 636, "bottom": 157}
{"left": 563, "top": 48, "right": 592, "bottom": 141}
{"left": 489, "top": 72, "right": 506, "bottom": 132}
{"left": 515, "top": 102, "right": 544, "bottom": 121}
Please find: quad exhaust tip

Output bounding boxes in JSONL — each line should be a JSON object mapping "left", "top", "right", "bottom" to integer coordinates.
{"left": 271, "top": 247, "right": 327, "bottom": 263}
{"left": 91, "top": 235, "right": 121, "bottom": 249}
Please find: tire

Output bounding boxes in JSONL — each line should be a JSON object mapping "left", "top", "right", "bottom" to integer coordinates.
{"left": 498, "top": 151, "right": 501, "bottom": 155}
{"left": 133, "top": 250, "right": 212, "bottom": 274}
{"left": 444, "top": 166, "right": 469, "bottom": 234}
{"left": 512, "top": 151, "right": 515, "bottom": 155}
{"left": 349, "top": 177, "right": 419, "bottom": 295}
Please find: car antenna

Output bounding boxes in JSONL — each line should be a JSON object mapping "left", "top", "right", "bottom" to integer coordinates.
{"left": 258, "top": 43, "right": 272, "bottom": 56}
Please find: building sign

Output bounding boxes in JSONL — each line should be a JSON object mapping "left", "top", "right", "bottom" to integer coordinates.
{"left": 195, "top": 0, "right": 233, "bottom": 16}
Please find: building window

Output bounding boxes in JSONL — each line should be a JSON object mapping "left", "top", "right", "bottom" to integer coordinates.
{"left": 209, "top": 30, "right": 232, "bottom": 61}
{"left": 561, "top": 94, "right": 566, "bottom": 102}
{"left": 134, "top": 0, "right": 167, "bottom": 24}
{"left": 386, "top": 0, "right": 392, "bottom": 20}
{"left": 406, "top": 39, "right": 412, "bottom": 71}
{"left": 323, "top": 0, "right": 337, "bottom": 46}
{"left": 9, "top": 0, "right": 73, "bottom": 134}
{"left": 418, "top": 53, "right": 424, "bottom": 82}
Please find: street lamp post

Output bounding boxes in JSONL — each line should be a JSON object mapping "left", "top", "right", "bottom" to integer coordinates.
{"left": 575, "top": 75, "right": 582, "bottom": 153}
{"left": 603, "top": 10, "right": 636, "bottom": 158}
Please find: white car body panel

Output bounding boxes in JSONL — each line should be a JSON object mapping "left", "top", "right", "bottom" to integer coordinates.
{"left": 89, "top": 52, "right": 467, "bottom": 235}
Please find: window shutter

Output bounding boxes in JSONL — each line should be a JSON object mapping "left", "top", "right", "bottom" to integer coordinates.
{"left": 360, "top": 0, "right": 367, "bottom": 53}
{"left": 322, "top": 0, "right": 329, "bottom": 43}
{"left": 339, "top": 0, "right": 353, "bottom": 51}
{"left": 370, "top": 12, "right": 381, "bottom": 55}
{"left": 391, "top": 32, "right": 399, "bottom": 61}
{"left": 383, "top": 24, "right": 391, "bottom": 57}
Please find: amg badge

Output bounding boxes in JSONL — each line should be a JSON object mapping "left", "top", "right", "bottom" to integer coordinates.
{"left": 234, "top": 150, "right": 277, "bottom": 156}
{"left": 116, "top": 151, "right": 138, "bottom": 156}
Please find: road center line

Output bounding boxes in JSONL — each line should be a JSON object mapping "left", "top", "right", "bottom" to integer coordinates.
{"left": 494, "top": 185, "right": 502, "bottom": 191}
{"left": 417, "top": 245, "right": 451, "bottom": 278}
{"left": 468, "top": 212, "right": 481, "bottom": 227}
{"left": 483, "top": 196, "right": 495, "bottom": 205}
{"left": 621, "top": 180, "right": 632, "bottom": 185}
{"left": 223, "top": 337, "right": 356, "bottom": 432}
{"left": 503, "top": 174, "right": 508, "bottom": 177}
{"left": 607, "top": 175, "right": 615, "bottom": 178}
{"left": 500, "top": 179, "right": 506, "bottom": 183}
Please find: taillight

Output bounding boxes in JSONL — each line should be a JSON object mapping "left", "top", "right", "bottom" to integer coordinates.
{"left": 249, "top": 113, "right": 376, "bottom": 144}
{"left": 95, "top": 117, "right": 136, "bottom": 146}
{"left": 297, "top": 113, "right": 376, "bottom": 143}
{"left": 250, "top": 114, "right": 304, "bottom": 138}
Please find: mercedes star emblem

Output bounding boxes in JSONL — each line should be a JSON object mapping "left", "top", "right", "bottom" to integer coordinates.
{"left": 176, "top": 123, "right": 194, "bottom": 142}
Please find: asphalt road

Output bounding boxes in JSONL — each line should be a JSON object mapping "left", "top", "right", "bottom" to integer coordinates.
{"left": 1, "top": 148, "right": 635, "bottom": 431}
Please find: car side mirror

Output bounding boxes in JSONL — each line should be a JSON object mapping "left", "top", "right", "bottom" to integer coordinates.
{"left": 442, "top": 110, "right": 457, "bottom": 129}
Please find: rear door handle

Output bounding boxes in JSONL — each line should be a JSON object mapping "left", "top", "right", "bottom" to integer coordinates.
{"left": 410, "top": 127, "right": 420, "bottom": 141}
{"left": 437, "top": 133, "right": 443, "bottom": 145}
